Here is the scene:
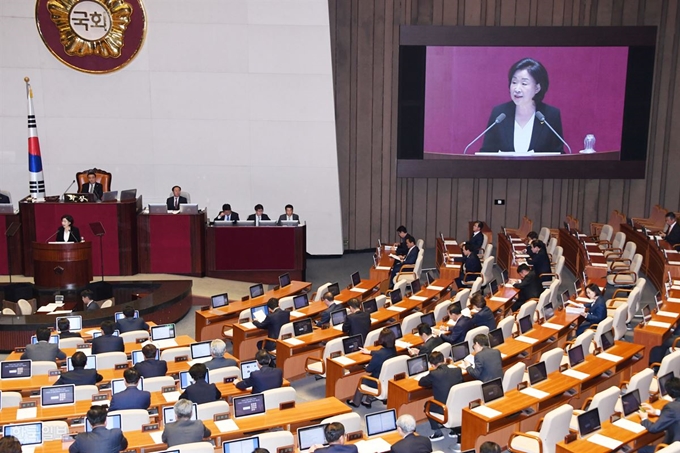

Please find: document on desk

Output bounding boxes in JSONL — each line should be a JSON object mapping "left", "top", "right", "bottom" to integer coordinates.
{"left": 587, "top": 434, "right": 623, "bottom": 450}
{"left": 464, "top": 354, "right": 475, "bottom": 367}
{"left": 253, "top": 311, "right": 266, "bottom": 323}
{"left": 389, "top": 254, "right": 401, "bottom": 261}
{"left": 471, "top": 405, "right": 502, "bottom": 419}
{"left": 376, "top": 266, "right": 391, "bottom": 270}
{"left": 515, "top": 335, "right": 538, "bottom": 344}
{"left": 16, "top": 407, "right": 37, "bottom": 420}
{"left": 575, "top": 297, "right": 594, "bottom": 303}
{"left": 289, "top": 311, "right": 305, "bottom": 318}
{"left": 49, "top": 309, "right": 73, "bottom": 315}
{"left": 332, "top": 356, "right": 356, "bottom": 366}
{"left": 648, "top": 320, "right": 672, "bottom": 329}
{"left": 350, "top": 287, "right": 367, "bottom": 293}
{"left": 490, "top": 296, "right": 508, "bottom": 302}
{"left": 591, "top": 263, "right": 608, "bottom": 267}
{"left": 520, "top": 387, "right": 549, "bottom": 399}
{"left": 656, "top": 310, "right": 677, "bottom": 318}
{"left": 214, "top": 419, "right": 239, "bottom": 432}
{"left": 444, "top": 240, "right": 457, "bottom": 246}
{"left": 395, "top": 340, "right": 412, "bottom": 349}
{"left": 667, "top": 297, "right": 680, "bottom": 303}
{"left": 387, "top": 305, "right": 406, "bottom": 312}
{"left": 613, "top": 418, "right": 646, "bottom": 434}
{"left": 163, "top": 391, "right": 181, "bottom": 402}
{"left": 37, "top": 304, "right": 56, "bottom": 313}
{"left": 149, "top": 431, "right": 164, "bottom": 445}
{"left": 562, "top": 369, "right": 589, "bottom": 380}
{"left": 445, "top": 263, "right": 461, "bottom": 268}
{"left": 283, "top": 337, "right": 305, "bottom": 347}
{"left": 566, "top": 307, "right": 586, "bottom": 315}
{"left": 596, "top": 352, "right": 623, "bottom": 362}
{"left": 589, "top": 252, "right": 604, "bottom": 256}
{"left": 355, "top": 438, "right": 392, "bottom": 453}
{"left": 427, "top": 285, "right": 444, "bottom": 291}
{"left": 240, "top": 322, "right": 256, "bottom": 330}
{"left": 152, "top": 339, "right": 178, "bottom": 349}
{"left": 541, "top": 322, "right": 563, "bottom": 330}
{"left": 409, "top": 295, "right": 428, "bottom": 302}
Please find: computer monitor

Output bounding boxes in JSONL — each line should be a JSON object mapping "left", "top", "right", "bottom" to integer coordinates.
{"left": 131, "top": 348, "right": 159, "bottom": 365}
{"left": 567, "top": 344, "right": 585, "bottom": 368}
{"left": 600, "top": 329, "right": 615, "bottom": 351}
{"left": 151, "top": 324, "right": 176, "bottom": 341}
{"left": 120, "top": 189, "right": 137, "bottom": 201}
{"left": 114, "top": 310, "right": 139, "bottom": 322}
{"left": 31, "top": 335, "right": 59, "bottom": 345}
{"left": 278, "top": 273, "right": 291, "bottom": 288}
{"left": 327, "top": 283, "right": 341, "bottom": 297}
{"left": 527, "top": 361, "right": 548, "bottom": 386}
{"left": 179, "top": 371, "right": 205, "bottom": 390}
{"left": 293, "top": 319, "right": 313, "bottom": 336}
{"left": 280, "top": 220, "right": 299, "bottom": 227}
{"left": 390, "top": 290, "right": 403, "bottom": 304}
{"left": 451, "top": 341, "right": 470, "bottom": 362}
{"left": 250, "top": 305, "right": 269, "bottom": 322}
{"left": 249, "top": 284, "right": 265, "bottom": 299}
{"left": 362, "top": 299, "right": 378, "bottom": 314}
{"left": 330, "top": 310, "right": 347, "bottom": 326}
{"left": 148, "top": 203, "right": 167, "bottom": 214}
{"left": 488, "top": 328, "right": 504, "bottom": 348}
{"left": 426, "top": 271, "right": 436, "bottom": 286}
{"left": 67, "top": 355, "right": 97, "bottom": 372}
{"left": 489, "top": 279, "right": 499, "bottom": 295}
{"left": 240, "top": 360, "right": 259, "bottom": 380}
{"left": 387, "top": 323, "right": 403, "bottom": 340}
{"left": 351, "top": 271, "right": 361, "bottom": 287}
{"left": 222, "top": 436, "right": 260, "bottom": 453}
{"left": 410, "top": 279, "right": 421, "bottom": 294}
{"left": 0, "top": 360, "right": 31, "bottom": 379}
{"left": 85, "top": 414, "right": 121, "bottom": 432}
{"left": 621, "top": 389, "right": 642, "bottom": 417}
{"left": 577, "top": 407, "right": 601, "bottom": 437}
{"left": 56, "top": 315, "right": 82, "bottom": 332}
{"left": 298, "top": 424, "right": 328, "bottom": 451}
{"left": 543, "top": 302, "right": 555, "bottom": 320}
{"left": 293, "top": 294, "right": 309, "bottom": 310}
{"left": 41, "top": 384, "right": 75, "bottom": 407}
{"left": 365, "top": 409, "right": 397, "bottom": 437}
{"left": 111, "top": 377, "right": 144, "bottom": 394}
{"left": 561, "top": 290, "right": 571, "bottom": 307}
{"left": 162, "top": 403, "right": 197, "bottom": 424}
{"left": 420, "top": 312, "right": 435, "bottom": 328}
{"left": 101, "top": 191, "right": 118, "bottom": 202}
{"left": 659, "top": 372, "right": 674, "bottom": 396}
{"left": 179, "top": 203, "right": 199, "bottom": 214}
{"left": 518, "top": 315, "right": 533, "bottom": 335}
{"left": 407, "top": 355, "right": 428, "bottom": 376}
{"left": 92, "top": 330, "right": 119, "bottom": 338}
{"left": 3, "top": 422, "right": 43, "bottom": 447}
{"left": 210, "top": 294, "right": 228, "bottom": 309}
{"left": 481, "top": 378, "right": 504, "bottom": 403}
{"left": 233, "top": 393, "right": 266, "bottom": 418}
{"left": 642, "top": 305, "right": 652, "bottom": 323}
{"left": 258, "top": 220, "right": 277, "bottom": 227}
{"left": 342, "top": 335, "right": 363, "bottom": 354}
{"left": 190, "top": 341, "right": 212, "bottom": 360}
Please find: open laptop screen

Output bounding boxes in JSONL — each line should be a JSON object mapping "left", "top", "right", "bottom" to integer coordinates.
{"left": 420, "top": 312, "right": 435, "bottom": 327}
{"left": 362, "top": 299, "right": 377, "bottom": 314}
{"left": 211, "top": 294, "right": 228, "bottom": 309}
{"left": 41, "top": 384, "right": 75, "bottom": 407}
{"left": 151, "top": 324, "right": 176, "bottom": 341}
{"left": 659, "top": 372, "right": 674, "bottom": 396}
{"left": 482, "top": 378, "right": 504, "bottom": 403}
{"left": 67, "top": 355, "right": 97, "bottom": 372}
{"left": 390, "top": 290, "right": 403, "bottom": 304}
{"left": 298, "top": 424, "right": 328, "bottom": 451}
{"left": 407, "top": 355, "right": 428, "bottom": 376}
{"left": 31, "top": 335, "right": 59, "bottom": 345}
{"left": 249, "top": 284, "right": 264, "bottom": 299}
{"left": 451, "top": 341, "right": 470, "bottom": 362}
{"left": 1, "top": 360, "right": 31, "bottom": 379}
{"left": 331, "top": 310, "right": 347, "bottom": 326}
{"left": 489, "top": 279, "right": 499, "bottom": 295}
{"left": 56, "top": 315, "right": 82, "bottom": 332}
{"left": 518, "top": 315, "right": 533, "bottom": 335}
{"left": 342, "top": 335, "right": 363, "bottom": 354}
{"left": 543, "top": 302, "right": 555, "bottom": 320}
{"left": 567, "top": 344, "right": 585, "bottom": 368}
{"left": 3, "top": 422, "right": 43, "bottom": 446}
{"left": 111, "top": 377, "right": 144, "bottom": 394}
{"left": 240, "top": 360, "right": 259, "bottom": 380}
{"left": 223, "top": 436, "right": 259, "bottom": 453}
{"left": 387, "top": 323, "right": 403, "bottom": 339}
{"left": 527, "top": 361, "right": 548, "bottom": 386}
{"left": 621, "top": 389, "right": 641, "bottom": 417}
{"left": 85, "top": 414, "right": 121, "bottom": 432}
{"left": 131, "top": 349, "right": 159, "bottom": 365}
{"left": 327, "top": 283, "right": 341, "bottom": 297}
{"left": 577, "top": 407, "right": 601, "bottom": 437}
{"left": 179, "top": 371, "right": 205, "bottom": 390}
{"left": 233, "top": 393, "right": 266, "bottom": 418}
{"left": 190, "top": 341, "right": 212, "bottom": 360}
{"left": 293, "top": 294, "right": 309, "bottom": 310}
{"left": 114, "top": 310, "right": 139, "bottom": 321}
{"left": 410, "top": 279, "right": 422, "bottom": 294}
{"left": 600, "top": 329, "right": 615, "bottom": 351}
{"left": 365, "top": 409, "right": 397, "bottom": 437}
{"left": 163, "top": 403, "right": 197, "bottom": 424}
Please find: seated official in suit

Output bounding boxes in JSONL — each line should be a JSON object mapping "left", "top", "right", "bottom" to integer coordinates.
{"left": 638, "top": 376, "right": 680, "bottom": 453}
{"left": 342, "top": 298, "right": 371, "bottom": 343}
{"left": 254, "top": 298, "right": 290, "bottom": 352}
{"left": 69, "top": 405, "right": 128, "bottom": 453}
{"left": 58, "top": 317, "right": 82, "bottom": 339}
{"left": 214, "top": 203, "right": 239, "bottom": 222}
{"left": 440, "top": 304, "right": 473, "bottom": 345}
{"left": 0, "top": 192, "right": 10, "bottom": 204}
{"left": 21, "top": 327, "right": 67, "bottom": 362}
{"left": 114, "top": 305, "right": 149, "bottom": 333}
{"left": 235, "top": 349, "right": 283, "bottom": 394}
{"left": 408, "top": 323, "right": 443, "bottom": 357}
{"left": 395, "top": 225, "right": 409, "bottom": 256}
{"left": 511, "top": 263, "right": 544, "bottom": 312}
{"left": 570, "top": 283, "right": 606, "bottom": 336}
{"left": 480, "top": 442, "right": 502, "bottom": 453}
{"left": 109, "top": 368, "right": 150, "bottom": 411}
{"left": 317, "top": 291, "right": 339, "bottom": 327}
{"left": 81, "top": 171, "right": 104, "bottom": 201}
{"left": 479, "top": 58, "right": 564, "bottom": 154}
{"left": 56, "top": 351, "right": 102, "bottom": 386}
{"left": 389, "top": 234, "right": 419, "bottom": 289}
{"left": 82, "top": 289, "right": 100, "bottom": 311}
{"left": 166, "top": 185, "right": 187, "bottom": 211}
{"left": 470, "top": 292, "right": 497, "bottom": 331}
{"left": 309, "top": 422, "right": 358, "bottom": 453}
{"left": 180, "top": 363, "right": 221, "bottom": 405}
{"left": 419, "top": 352, "right": 463, "bottom": 442}
{"left": 0, "top": 436, "right": 21, "bottom": 452}
{"left": 347, "top": 328, "right": 397, "bottom": 409}
{"left": 465, "top": 334, "right": 503, "bottom": 383}
{"left": 528, "top": 240, "right": 551, "bottom": 282}
{"left": 390, "top": 414, "right": 433, "bottom": 452}
{"left": 469, "top": 220, "right": 485, "bottom": 252}
{"left": 56, "top": 214, "right": 82, "bottom": 242}
{"left": 246, "top": 203, "right": 271, "bottom": 223}
{"left": 162, "top": 399, "right": 211, "bottom": 448}
{"left": 454, "top": 242, "right": 482, "bottom": 289}
{"left": 91, "top": 320, "right": 125, "bottom": 354}
{"left": 133, "top": 344, "right": 168, "bottom": 378}
{"left": 205, "top": 339, "right": 237, "bottom": 370}
{"left": 278, "top": 204, "right": 300, "bottom": 224}
{"left": 661, "top": 211, "right": 680, "bottom": 247}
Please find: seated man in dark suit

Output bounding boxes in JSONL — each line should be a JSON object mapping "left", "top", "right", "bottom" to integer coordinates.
{"left": 389, "top": 234, "right": 419, "bottom": 289}
{"left": 109, "top": 368, "right": 151, "bottom": 411}
{"left": 470, "top": 292, "right": 497, "bottom": 331}
{"left": 254, "top": 298, "right": 290, "bottom": 352}
{"left": 58, "top": 317, "right": 82, "bottom": 339}
{"left": 316, "top": 291, "right": 339, "bottom": 327}
{"left": 408, "top": 323, "right": 443, "bottom": 357}
{"left": 418, "top": 351, "right": 463, "bottom": 441}
{"left": 465, "top": 334, "right": 503, "bottom": 383}
{"left": 81, "top": 171, "right": 103, "bottom": 201}
{"left": 180, "top": 363, "right": 221, "bottom": 405}
{"left": 469, "top": 220, "right": 485, "bottom": 252}
{"left": 21, "top": 327, "right": 66, "bottom": 362}
{"left": 214, "top": 203, "right": 239, "bottom": 222}
{"left": 390, "top": 414, "right": 433, "bottom": 452}
{"left": 114, "top": 305, "right": 149, "bottom": 333}
{"left": 56, "top": 351, "right": 102, "bottom": 386}
{"left": 440, "top": 304, "right": 473, "bottom": 345}
{"left": 133, "top": 344, "right": 167, "bottom": 378}
{"left": 82, "top": 289, "right": 100, "bottom": 311}
{"left": 0, "top": 192, "right": 9, "bottom": 204}
{"left": 454, "top": 242, "right": 482, "bottom": 289}
{"left": 309, "top": 422, "right": 358, "bottom": 453}
{"left": 204, "top": 339, "right": 237, "bottom": 370}
{"left": 661, "top": 211, "right": 680, "bottom": 247}
{"left": 246, "top": 204, "right": 271, "bottom": 223}
{"left": 395, "top": 225, "right": 409, "bottom": 256}
{"left": 166, "top": 185, "right": 187, "bottom": 211}
{"left": 92, "top": 320, "right": 125, "bottom": 354}
{"left": 69, "top": 405, "right": 128, "bottom": 453}
{"left": 277, "top": 204, "right": 300, "bottom": 224}
{"left": 342, "top": 298, "right": 371, "bottom": 342}
{"left": 511, "top": 263, "right": 544, "bottom": 312}
{"left": 639, "top": 376, "right": 680, "bottom": 453}
{"left": 162, "top": 399, "right": 211, "bottom": 448}
{"left": 235, "top": 350, "right": 283, "bottom": 394}
{"left": 528, "top": 240, "right": 551, "bottom": 282}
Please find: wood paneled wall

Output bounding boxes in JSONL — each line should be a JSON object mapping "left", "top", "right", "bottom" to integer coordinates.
{"left": 329, "top": 0, "right": 680, "bottom": 250}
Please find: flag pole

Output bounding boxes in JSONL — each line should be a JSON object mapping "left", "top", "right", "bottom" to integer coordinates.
{"left": 25, "top": 77, "right": 46, "bottom": 201}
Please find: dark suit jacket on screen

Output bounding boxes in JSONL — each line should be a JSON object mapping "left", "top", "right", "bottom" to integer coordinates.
{"left": 81, "top": 182, "right": 103, "bottom": 201}
{"left": 109, "top": 386, "right": 151, "bottom": 411}
{"left": 91, "top": 334, "right": 125, "bottom": 354}
{"left": 342, "top": 311, "right": 371, "bottom": 343}
{"left": 162, "top": 419, "right": 211, "bottom": 448}
{"left": 166, "top": 196, "right": 187, "bottom": 210}
{"left": 134, "top": 359, "right": 168, "bottom": 378}
{"left": 21, "top": 342, "right": 66, "bottom": 362}
{"left": 235, "top": 365, "right": 283, "bottom": 394}
{"left": 69, "top": 426, "right": 128, "bottom": 453}
{"left": 246, "top": 213, "right": 271, "bottom": 221}
{"left": 480, "top": 101, "right": 564, "bottom": 153}
{"left": 56, "top": 226, "right": 81, "bottom": 242}
{"left": 55, "top": 368, "right": 102, "bottom": 386}
{"left": 466, "top": 347, "right": 503, "bottom": 383}
{"left": 180, "top": 379, "right": 221, "bottom": 405}
{"left": 114, "top": 317, "right": 149, "bottom": 333}
{"left": 390, "top": 433, "right": 433, "bottom": 453}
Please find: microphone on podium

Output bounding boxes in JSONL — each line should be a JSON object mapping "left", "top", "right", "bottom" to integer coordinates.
{"left": 463, "top": 113, "right": 506, "bottom": 155}
{"left": 60, "top": 179, "right": 76, "bottom": 201}
{"left": 536, "top": 111, "right": 572, "bottom": 154}
{"left": 45, "top": 229, "right": 59, "bottom": 243}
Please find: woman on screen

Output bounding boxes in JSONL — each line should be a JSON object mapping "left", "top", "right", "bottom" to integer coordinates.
{"left": 56, "top": 214, "right": 82, "bottom": 242}
{"left": 480, "top": 58, "right": 564, "bottom": 153}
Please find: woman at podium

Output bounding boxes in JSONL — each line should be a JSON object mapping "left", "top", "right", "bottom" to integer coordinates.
{"left": 56, "top": 214, "right": 82, "bottom": 242}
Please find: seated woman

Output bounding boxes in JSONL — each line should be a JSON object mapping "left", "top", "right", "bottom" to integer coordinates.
{"left": 347, "top": 328, "right": 397, "bottom": 409}
{"left": 569, "top": 283, "right": 606, "bottom": 336}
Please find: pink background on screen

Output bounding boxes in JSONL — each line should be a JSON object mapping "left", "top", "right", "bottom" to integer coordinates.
{"left": 424, "top": 47, "right": 628, "bottom": 154}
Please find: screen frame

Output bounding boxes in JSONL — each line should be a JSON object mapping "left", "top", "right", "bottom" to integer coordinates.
{"left": 232, "top": 393, "right": 266, "bottom": 418}
{"left": 365, "top": 408, "right": 398, "bottom": 437}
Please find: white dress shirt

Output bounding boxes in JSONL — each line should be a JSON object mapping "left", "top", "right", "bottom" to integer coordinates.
{"left": 514, "top": 114, "right": 535, "bottom": 152}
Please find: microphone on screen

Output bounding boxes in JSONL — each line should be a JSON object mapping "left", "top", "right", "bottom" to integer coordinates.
{"left": 463, "top": 113, "right": 507, "bottom": 155}
{"left": 536, "top": 111, "right": 572, "bottom": 154}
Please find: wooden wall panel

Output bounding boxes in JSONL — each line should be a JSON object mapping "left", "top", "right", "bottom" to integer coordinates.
{"left": 330, "top": 0, "right": 680, "bottom": 250}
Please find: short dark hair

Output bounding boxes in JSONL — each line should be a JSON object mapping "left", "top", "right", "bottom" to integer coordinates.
{"left": 252, "top": 449, "right": 270, "bottom": 453}
{"left": 58, "top": 317, "right": 71, "bottom": 332}
{"left": 86, "top": 405, "right": 108, "bottom": 427}
{"left": 517, "top": 263, "right": 531, "bottom": 274}
{"left": 508, "top": 58, "right": 550, "bottom": 103}
{"left": 81, "top": 289, "right": 94, "bottom": 300}
{"left": 428, "top": 351, "right": 445, "bottom": 366}
{"left": 396, "top": 225, "right": 407, "bottom": 234}
{"left": 470, "top": 292, "right": 486, "bottom": 309}
{"left": 123, "top": 367, "right": 140, "bottom": 384}
{"left": 531, "top": 239, "right": 546, "bottom": 251}
{"left": 254, "top": 204, "right": 264, "bottom": 211}
{"left": 266, "top": 297, "right": 279, "bottom": 310}
{"left": 0, "top": 435, "right": 22, "bottom": 453}
{"left": 347, "top": 298, "right": 361, "bottom": 310}
{"left": 324, "top": 422, "right": 345, "bottom": 443}
{"left": 417, "top": 323, "right": 432, "bottom": 336}
{"left": 101, "top": 320, "right": 115, "bottom": 335}
{"left": 71, "top": 351, "right": 87, "bottom": 368}
{"left": 123, "top": 305, "right": 135, "bottom": 318}
{"left": 142, "top": 343, "right": 157, "bottom": 359}
{"left": 255, "top": 349, "right": 271, "bottom": 366}
{"left": 480, "top": 441, "right": 502, "bottom": 453}
{"left": 188, "top": 363, "right": 207, "bottom": 381}
{"left": 323, "top": 292, "right": 334, "bottom": 302}
{"left": 526, "top": 231, "right": 539, "bottom": 240}
{"left": 462, "top": 242, "right": 476, "bottom": 253}
{"left": 285, "top": 204, "right": 293, "bottom": 210}
{"left": 666, "top": 377, "right": 680, "bottom": 399}
{"left": 404, "top": 234, "right": 416, "bottom": 245}
{"left": 474, "top": 220, "right": 484, "bottom": 229}
{"left": 378, "top": 328, "right": 396, "bottom": 349}
{"left": 172, "top": 185, "right": 181, "bottom": 191}
{"left": 448, "top": 304, "right": 462, "bottom": 315}
{"left": 586, "top": 283, "right": 602, "bottom": 297}
{"left": 61, "top": 214, "right": 74, "bottom": 226}
{"left": 222, "top": 204, "right": 231, "bottom": 211}
{"left": 474, "top": 333, "right": 490, "bottom": 348}
{"left": 667, "top": 211, "right": 676, "bottom": 220}
{"left": 36, "top": 326, "right": 51, "bottom": 342}
{"left": 87, "top": 171, "right": 96, "bottom": 177}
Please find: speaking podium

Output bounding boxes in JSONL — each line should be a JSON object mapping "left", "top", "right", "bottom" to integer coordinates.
{"left": 32, "top": 241, "right": 93, "bottom": 289}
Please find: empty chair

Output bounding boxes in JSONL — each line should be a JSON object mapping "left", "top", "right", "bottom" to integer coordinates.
{"left": 497, "top": 316, "right": 515, "bottom": 340}
{"left": 508, "top": 404, "right": 573, "bottom": 453}
{"left": 258, "top": 431, "right": 295, "bottom": 452}
{"left": 223, "top": 308, "right": 251, "bottom": 339}
{"left": 173, "top": 442, "right": 214, "bottom": 453}
{"left": 465, "top": 326, "right": 489, "bottom": 352}
{"left": 416, "top": 238, "right": 425, "bottom": 250}
{"left": 2, "top": 308, "right": 16, "bottom": 315}
{"left": 144, "top": 376, "right": 175, "bottom": 393}
{"left": 470, "top": 277, "right": 484, "bottom": 295}
{"left": 17, "top": 299, "right": 33, "bottom": 315}
{"left": 607, "top": 283, "right": 642, "bottom": 322}
{"left": 452, "top": 289, "right": 471, "bottom": 308}
{"left": 401, "top": 311, "right": 424, "bottom": 335}
{"left": 535, "top": 290, "right": 551, "bottom": 322}
{"left": 59, "top": 337, "right": 85, "bottom": 348}
{"left": 101, "top": 299, "right": 113, "bottom": 308}
{"left": 43, "top": 421, "right": 69, "bottom": 441}
{"left": 120, "top": 330, "right": 149, "bottom": 344}
{"left": 263, "top": 387, "right": 296, "bottom": 409}
{"left": 612, "top": 302, "right": 629, "bottom": 340}
{"left": 607, "top": 240, "right": 636, "bottom": 270}
{"left": 1, "top": 391, "right": 22, "bottom": 407}
{"left": 595, "top": 224, "right": 614, "bottom": 246}
{"left": 433, "top": 300, "right": 451, "bottom": 323}
{"left": 547, "top": 279, "right": 561, "bottom": 307}
{"left": 108, "top": 409, "right": 150, "bottom": 432}
{"left": 425, "top": 380, "right": 483, "bottom": 436}
{"left": 208, "top": 366, "right": 241, "bottom": 383}
{"left": 540, "top": 348, "right": 564, "bottom": 375}
{"left": 480, "top": 257, "right": 495, "bottom": 287}
{"left": 546, "top": 237, "right": 558, "bottom": 257}
{"left": 503, "top": 362, "right": 526, "bottom": 393}
{"left": 605, "top": 231, "right": 626, "bottom": 255}
{"left": 550, "top": 246, "right": 563, "bottom": 271}
{"left": 357, "top": 355, "right": 409, "bottom": 402}
{"left": 321, "top": 412, "right": 362, "bottom": 435}
{"left": 542, "top": 256, "right": 564, "bottom": 288}
{"left": 75, "top": 385, "right": 100, "bottom": 401}
{"left": 305, "top": 337, "right": 345, "bottom": 378}
{"left": 278, "top": 296, "right": 294, "bottom": 311}
{"left": 32, "top": 361, "right": 57, "bottom": 375}
{"left": 569, "top": 386, "right": 619, "bottom": 430}
{"left": 615, "top": 368, "right": 654, "bottom": 413}
{"left": 375, "top": 294, "right": 387, "bottom": 309}
{"left": 96, "top": 352, "right": 128, "bottom": 370}
{"left": 160, "top": 347, "right": 191, "bottom": 363}
{"left": 364, "top": 327, "right": 382, "bottom": 348}
{"left": 651, "top": 350, "right": 680, "bottom": 394}
{"left": 538, "top": 227, "right": 551, "bottom": 244}
{"left": 482, "top": 243, "right": 493, "bottom": 261}
{"left": 606, "top": 253, "right": 643, "bottom": 287}
{"left": 388, "top": 280, "right": 408, "bottom": 300}
{"left": 432, "top": 341, "right": 451, "bottom": 358}
{"left": 560, "top": 330, "right": 595, "bottom": 367}
{"left": 515, "top": 299, "right": 538, "bottom": 323}
{"left": 196, "top": 400, "right": 230, "bottom": 421}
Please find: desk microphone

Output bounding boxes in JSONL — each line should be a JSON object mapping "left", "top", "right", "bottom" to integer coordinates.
{"left": 62, "top": 179, "right": 76, "bottom": 195}
{"left": 45, "top": 229, "right": 59, "bottom": 243}
{"left": 463, "top": 113, "right": 506, "bottom": 154}
{"left": 536, "top": 111, "right": 572, "bottom": 154}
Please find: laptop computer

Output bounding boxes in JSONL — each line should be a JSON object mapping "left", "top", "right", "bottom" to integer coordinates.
{"left": 387, "top": 323, "right": 403, "bottom": 340}
{"left": 390, "top": 290, "right": 403, "bottom": 304}
{"left": 233, "top": 393, "right": 266, "bottom": 418}
{"left": 250, "top": 305, "right": 269, "bottom": 323}
{"left": 249, "top": 284, "right": 265, "bottom": 299}
{"left": 131, "top": 348, "right": 159, "bottom": 365}
{"left": 659, "top": 372, "right": 674, "bottom": 397}
{"left": 410, "top": 279, "right": 422, "bottom": 294}
{"left": 111, "top": 377, "right": 144, "bottom": 394}
{"left": 150, "top": 324, "right": 177, "bottom": 348}
{"left": 148, "top": 203, "right": 167, "bottom": 214}
{"left": 518, "top": 315, "right": 533, "bottom": 335}
{"left": 293, "top": 294, "right": 309, "bottom": 310}
{"left": 567, "top": 344, "right": 585, "bottom": 368}
{"left": 327, "top": 283, "right": 341, "bottom": 297}
{"left": 600, "top": 329, "right": 615, "bottom": 351}
{"left": 41, "top": 384, "right": 75, "bottom": 407}
{"left": 293, "top": 318, "right": 314, "bottom": 336}
{"left": 330, "top": 310, "right": 347, "bottom": 329}
{"left": 577, "top": 407, "right": 601, "bottom": 437}
{"left": 351, "top": 271, "right": 361, "bottom": 287}
{"left": 362, "top": 299, "right": 377, "bottom": 314}
{"left": 342, "top": 335, "right": 363, "bottom": 354}
{"left": 56, "top": 315, "right": 82, "bottom": 332}
{"left": 189, "top": 341, "right": 213, "bottom": 364}
{"left": 488, "top": 328, "right": 504, "bottom": 348}
{"left": 642, "top": 305, "right": 653, "bottom": 324}
{"left": 101, "top": 191, "right": 118, "bottom": 202}
{"left": 210, "top": 294, "right": 228, "bottom": 310}
{"left": 406, "top": 355, "right": 428, "bottom": 377}
{"left": 0, "top": 360, "right": 31, "bottom": 379}
{"left": 481, "top": 378, "right": 504, "bottom": 403}
{"left": 3, "top": 422, "right": 43, "bottom": 448}
{"left": 420, "top": 312, "right": 435, "bottom": 327}
{"left": 240, "top": 360, "right": 259, "bottom": 380}
{"left": 298, "top": 424, "right": 328, "bottom": 451}
{"left": 527, "top": 361, "right": 548, "bottom": 386}
{"left": 31, "top": 335, "right": 59, "bottom": 345}
{"left": 67, "top": 355, "right": 96, "bottom": 372}
{"left": 179, "top": 371, "right": 204, "bottom": 390}
{"left": 489, "top": 279, "right": 499, "bottom": 295}
{"left": 120, "top": 189, "right": 137, "bottom": 201}
{"left": 451, "top": 341, "right": 470, "bottom": 362}
{"left": 223, "top": 437, "right": 260, "bottom": 453}
{"left": 85, "top": 414, "right": 121, "bottom": 432}
{"left": 365, "top": 409, "right": 397, "bottom": 437}
{"left": 621, "top": 389, "right": 641, "bottom": 417}
{"left": 92, "top": 329, "right": 120, "bottom": 339}
{"left": 163, "top": 403, "right": 197, "bottom": 424}
{"left": 279, "top": 273, "right": 291, "bottom": 288}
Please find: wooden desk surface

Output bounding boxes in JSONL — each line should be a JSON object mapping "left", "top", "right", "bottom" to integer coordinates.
{"left": 632, "top": 301, "right": 680, "bottom": 372}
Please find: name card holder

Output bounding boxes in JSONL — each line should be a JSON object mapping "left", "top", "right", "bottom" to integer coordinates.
{"left": 330, "top": 351, "right": 341, "bottom": 359}
{"left": 162, "top": 386, "right": 177, "bottom": 394}
{"left": 393, "top": 372, "right": 406, "bottom": 381}
{"left": 223, "top": 377, "right": 236, "bottom": 384}
{"left": 469, "top": 399, "right": 481, "bottom": 410}
{"left": 92, "top": 394, "right": 108, "bottom": 402}
{"left": 279, "top": 401, "right": 295, "bottom": 410}
{"left": 200, "top": 306, "right": 210, "bottom": 311}
{"left": 517, "top": 381, "right": 528, "bottom": 391}
{"left": 175, "top": 355, "right": 188, "bottom": 362}
{"left": 115, "top": 363, "right": 128, "bottom": 370}
{"left": 281, "top": 334, "right": 292, "bottom": 340}
{"left": 610, "top": 412, "right": 622, "bottom": 423}
{"left": 142, "top": 423, "right": 159, "bottom": 432}
{"left": 214, "top": 412, "right": 230, "bottom": 421}
{"left": 49, "top": 370, "right": 62, "bottom": 377}
{"left": 564, "top": 432, "right": 577, "bottom": 444}
{"left": 277, "top": 447, "right": 294, "bottom": 453}
{"left": 14, "top": 347, "right": 25, "bottom": 353}
{"left": 136, "top": 338, "right": 146, "bottom": 344}
{"left": 346, "top": 432, "right": 363, "bottom": 441}
{"left": 559, "top": 363, "right": 569, "bottom": 372}
{"left": 77, "top": 343, "right": 91, "bottom": 349}
{"left": 21, "top": 401, "right": 37, "bottom": 408}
